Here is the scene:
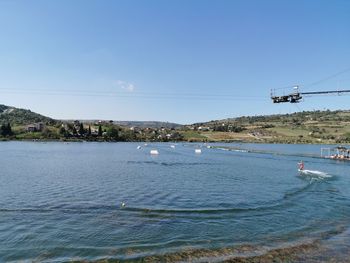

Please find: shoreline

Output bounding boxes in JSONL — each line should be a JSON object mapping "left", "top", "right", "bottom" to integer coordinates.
{"left": 68, "top": 238, "right": 350, "bottom": 263}
{"left": 0, "top": 138, "right": 349, "bottom": 146}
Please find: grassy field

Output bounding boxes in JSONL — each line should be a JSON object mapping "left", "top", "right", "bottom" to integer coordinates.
{"left": 180, "top": 131, "right": 207, "bottom": 142}
{"left": 184, "top": 110, "right": 350, "bottom": 144}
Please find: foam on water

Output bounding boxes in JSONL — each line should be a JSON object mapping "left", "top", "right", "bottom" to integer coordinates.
{"left": 299, "top": 169, "right": 332, "bottom": 179}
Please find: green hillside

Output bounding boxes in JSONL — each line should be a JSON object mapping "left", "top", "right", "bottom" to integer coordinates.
{"left": 183, "top": 110, "right": 350, "bottom": 144}
{"left": 0, "top": 104, "right": 55, "bottom": 125}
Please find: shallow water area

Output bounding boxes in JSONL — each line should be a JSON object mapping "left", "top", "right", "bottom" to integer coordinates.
{"left": 0, "top": 142, "right": 350, "bottom": 262}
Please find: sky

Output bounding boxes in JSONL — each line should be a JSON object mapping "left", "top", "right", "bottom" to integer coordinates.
{"left": 0, "top": 0, "right": 350, "bottom": 124}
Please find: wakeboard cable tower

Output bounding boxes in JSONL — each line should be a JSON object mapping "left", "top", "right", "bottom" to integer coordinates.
{"left": 271, "top": 86, "right": 350, "bottom": 103}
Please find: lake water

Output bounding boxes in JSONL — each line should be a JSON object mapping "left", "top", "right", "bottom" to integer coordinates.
{"left": 1, "top": 142, "right": 350, "bottom": 262}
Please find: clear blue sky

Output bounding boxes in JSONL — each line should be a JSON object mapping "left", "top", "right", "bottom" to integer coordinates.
{"left": 0, "top": 0, "right": 349, "bottom": 124}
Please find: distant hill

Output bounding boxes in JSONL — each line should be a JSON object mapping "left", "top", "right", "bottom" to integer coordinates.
{"left": 0, "top": 104, "right": 182, "bottom": 129}
{"left": 0, "top": 104, "right": 55, "bottom": 125}
{"left": 74, "top": 119, "right": 182, "bottom": 129}
{"left": 199, "top": 110, "right": 350, "bottom": 126}
{"left": 184, "top": 109, "right": 350, "bottom": 144}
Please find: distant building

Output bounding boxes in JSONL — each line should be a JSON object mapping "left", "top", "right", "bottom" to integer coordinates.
{"left": 26, "top": 123, "right": 44, "bottom": 132}
{"left": 90, "top": 128, "right": 99, "bottom": 136}
{"left": 130, "top": 127, "right": 140, "bottom": 133}
{"left": 198, "top": 126, "right": 210, "bottom": 131}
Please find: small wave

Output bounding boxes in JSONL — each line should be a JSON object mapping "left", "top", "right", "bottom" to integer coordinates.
{"left": 126, "top": 161, "right": 212, "bottom": 167}
{"left": 283, "top": 182, "right": 315, "bottom": 199}
{"left": 122, "top": 202, "right": 287, "bottom": 216}
{"left": 0, "top": 204, "right": 261, "bottom": 215}
{"left": 159, "top": 162, "right": 210, "bottom": 167}
{"left": 0, "top": 204, "right": 117, "bottom": 214}
{"left": 127, "top": 160, "right": 158, "bottom": 165}
{"left": 233, "top": 149, "right": 248, "bottom": 153}
{"left": 216, "top": 147, "right": 248, "bottom": 153}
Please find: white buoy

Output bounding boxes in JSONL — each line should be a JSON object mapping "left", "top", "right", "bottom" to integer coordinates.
{"left": 170, "top": 145, "right": 176, "bottom": 149}
{"left": 121, "top": 202, "right": 126, "bottom": 208}
{"left": 195, "top": 149, "right": 202, "bottom": 154}
{"left": 137, "top": 146, "right": 142, "bottom": 149}
{"left": 150, "top": 149, "right": 159, "bottom": 155}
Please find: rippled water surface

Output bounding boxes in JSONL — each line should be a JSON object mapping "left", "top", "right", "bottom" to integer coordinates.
{"left": 1, "top": 142, "right": 350, "bottom": 262}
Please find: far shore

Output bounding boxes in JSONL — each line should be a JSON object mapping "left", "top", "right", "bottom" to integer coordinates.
{"left": 0, "top": 137, "right": 349, "bottom": 146}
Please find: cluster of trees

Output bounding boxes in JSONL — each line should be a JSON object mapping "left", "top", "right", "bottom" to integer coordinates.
{"left": 0, "top": 123, "right": 13, "bottom": 137}
{"left": 59, "top": 124, "right": 95, "bottom": 137}
{"left": 2, "top": 119, "right": 183, "bottom": 142}
{"left": 212, "top": 124, "right": 245, "bottom": 132}
{"left": 58, "top": 123, "right": 120, "bottom": 141}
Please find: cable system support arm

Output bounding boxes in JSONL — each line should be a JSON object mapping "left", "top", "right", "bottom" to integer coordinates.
{"left": 271, "top": 68, "right": 350, "bottom": 103}
{"left": 271, "top": 87, "right": 350, "bottom": 104}
{"left": 301, "top": 89, "right": 350, "bottom": 95}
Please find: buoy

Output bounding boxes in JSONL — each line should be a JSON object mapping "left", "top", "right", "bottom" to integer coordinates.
{"left": 150, "top": 149, "right": 159, "bottom": 155}
{"left": 121, "top": 202, "right": 126, "bottom": 208}
{"left": 170, "top": 145, "right": 176, "bottom": 149}
{"left": 137, "top": 146, "right": 142, "bottom": 149}
{"left": 195, "top": 149, "right": 202, "bottom": 154}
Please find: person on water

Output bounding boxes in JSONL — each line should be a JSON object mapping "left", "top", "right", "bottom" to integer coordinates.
{"left": 298, "top": 161, "right": 304, "bottom": 171}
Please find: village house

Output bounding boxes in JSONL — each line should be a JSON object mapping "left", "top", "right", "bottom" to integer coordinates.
{"left": 198, "top": 126, "right": 210, "bottom": 131}
{"left": 26, "top": 123, "right": 44, "bottom": 132}
{"left": 130, "top": 127, "right": 140, "bottom": 133}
